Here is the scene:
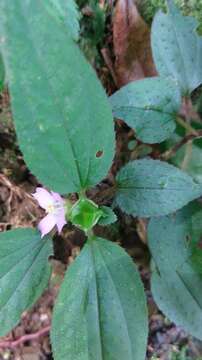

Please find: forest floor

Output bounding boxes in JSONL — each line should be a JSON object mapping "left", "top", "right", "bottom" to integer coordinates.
{"left": 0, "top": 1, "right": 202, "bottom": 359}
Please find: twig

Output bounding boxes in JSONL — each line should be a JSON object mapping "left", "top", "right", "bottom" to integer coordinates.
{"left": 160, "top": 131, "right": 202, "bottom": 161}
{"left": 101, "top": 47, "right": 118, "bottom": 87}
{"left": 0, "top": 325, "right": 50, "bottom": 349}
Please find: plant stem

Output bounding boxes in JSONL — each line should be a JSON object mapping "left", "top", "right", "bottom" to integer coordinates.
{"left": 181, "top": 139, "right": 193, "bottom": 170}
{"left": 160, "top": 131, "right": 202, "bottom": 161}
{"left": 179, "top": 97, "right": 195, "bottom": 169}
{"left": 176, "top": 116, "right": 198, "bottom": 135}
{"left": 0, "top": 325, "right": 50, "bottom": 349}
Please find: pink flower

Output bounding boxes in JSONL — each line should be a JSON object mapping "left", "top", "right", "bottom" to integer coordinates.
{"left": 33, "top": 187, "right": 67, "bottom": 238}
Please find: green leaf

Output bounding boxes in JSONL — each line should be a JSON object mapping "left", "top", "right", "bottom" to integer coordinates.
{"left": 44, "top": 0, "right": 80, "bottom": 40}
{"left": 0, "top": 1, "right": 115, "bottom": 194}
{"left": 151, "top": 0, "right": 202, "bottom": 95}
{"left": 148, "top": 202, "right": 202, "bottom": 340}
{"left": 69, "top": 198, "right": 103, "bottom": 232}
{"left": 51, "top": 237, "right": 148, "bottom": 360}
{"left": 110, "top": 77, "right": 181, "bottom": 144}
{"left": 115, "top": 159, "right": 202, "bottom": 217}
{"left": 0, "top": 53, "right": 5, "bottom": 92}
{"left": 98, "top": 206, "right": 117, "bottom": 225}
{"left": 0, "top": 228, "right": 52, "bottom": 336}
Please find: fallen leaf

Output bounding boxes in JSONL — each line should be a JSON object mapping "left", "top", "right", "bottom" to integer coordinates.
{"left": 113, "top": 0, "right": 157, "bottom": 87}
{"left": 22, "top": 347, "right": 41, "bottom": 360}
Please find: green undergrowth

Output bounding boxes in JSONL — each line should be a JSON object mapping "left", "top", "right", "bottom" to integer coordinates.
{"left": 137, "top": 0, "right": 202, "bottom": 34}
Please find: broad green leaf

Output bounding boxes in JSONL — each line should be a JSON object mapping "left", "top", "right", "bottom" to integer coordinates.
{"left": 51, "top": 237, "right": 148, "bottom": 360}
{"left": 98, "top": 206, "right": 117, "bottom": 225}
{"left": 0, "top": 228, "right": 52, "bottom": 336}
{"left": 0, "top": 53, "right": 5, "bottom": 92}
{"left": 44, "top": 0, "right": 80, "bottom": 40}
{"left": 0, "top": 1, "right": 115, "bottom": 194}
{"left": 148, "top": 202, "right": 202, "bottom": 339}
{"left": 151, "top": 0, "right": 202, "bottom": 95}
{"left": 110, "top": 77, "right": 181, "bottom": 144}
{"left": 115, "top": 159, "right": 202, "bottom": 217}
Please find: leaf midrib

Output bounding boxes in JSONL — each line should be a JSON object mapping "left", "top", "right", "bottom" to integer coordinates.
{"left": 88, "top": 243, "right": 104, "bottom": 360}
{"left": 152, "top": 257, "right": 202, "bottom": 313}
{"left": 167, "top": 9, "right": 189, "bottom": 90}
{"left": 0, "top": 238, "right": 47, "bottom": 280}
{"left": 19, "top": 2, "right": 83, "bottom": 190}
{"left": 176, "top": 269, "right": 202, "bottom": 311}
{"left": 0, "top": 238, "right": 50, "bottom": 313}
{"left": 113, "top": 104, "right": 175, "bottom": 117}
{"left": 94, "top": 241, "right": 134, "bottom": 360}
{"left": 117, "top": 185, "right": 197, "bottom": 191}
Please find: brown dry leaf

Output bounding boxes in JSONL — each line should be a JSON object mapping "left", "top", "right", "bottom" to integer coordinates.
{"left": 0, "top": 174, "right": 42, "bottom": 230}
{"left": 113, "top": 0, "right": 157, "bottom": 87}
{"left": 21, "top": 348, "right": 41, "bottom": 360}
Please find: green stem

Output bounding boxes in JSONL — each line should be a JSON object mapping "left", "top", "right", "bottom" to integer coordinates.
{"left": 177, "top": 97, "right": 196, "bottom": 169}
{"left": 79, "top": 189, "right": 87, "bottom": 199}
{"left": 86, "top": 229, "right": 95, "bottom": 241}
{"left": 181, "top": 139, "right": 193, "bottom": 170}
{"left": 176, "top": 116, "right": 198, "bottom": 135}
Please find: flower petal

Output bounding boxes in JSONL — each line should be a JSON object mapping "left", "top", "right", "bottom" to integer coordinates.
{"left": 38, "top": 213, "right": 56, "bottom": 238}
{"left": 51, "top": 191, "right": 64, "bottom": 205}
{"left": 33, "top": 187, "right": 54, "bottom": 210}
{"left": 55, "top": 208, "right": 67, "bottom": 233}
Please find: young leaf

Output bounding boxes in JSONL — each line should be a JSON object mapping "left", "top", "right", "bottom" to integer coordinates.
{"left": 0, "top": 53, "right": 5, "bottom": 92}
{"left": 148, "top": 202, "right": 202, "bottom": 340}
{"left": 44, "top": 0, "right": 80, "bottom": 40}
{"left": 110, "top": 77, "right": 180, "bottom": 143}
{"left": 98, "top": 206, "right": 117, "bottom": 225}
{"left": 51, "top": 237, "right": 148, "bottom": 360}
{"left": 69, "top": 198, "right": 103, "bottom": 232}
{"left": 0, "top": 228, "right": 52, "bottom": 336}
{"left": 0, "top": 1, "right": 115, "bottom": 194}
{"left": 152, "top": 0, "right": 202, "bottom": 95}
{"left": 115, "top": 159, "right": 202, "bottom": 217}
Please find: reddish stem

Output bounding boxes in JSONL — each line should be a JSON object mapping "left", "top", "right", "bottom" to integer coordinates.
{"left": 0, "top": 325, "right": 50, "bottom": 349}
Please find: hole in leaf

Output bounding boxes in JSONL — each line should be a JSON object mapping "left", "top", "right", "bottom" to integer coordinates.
{"left": 96, "top": 150, "right": 103, "bottom": 158}
{"left": 185, "top": 234, "right": 191, "bottom": 245}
